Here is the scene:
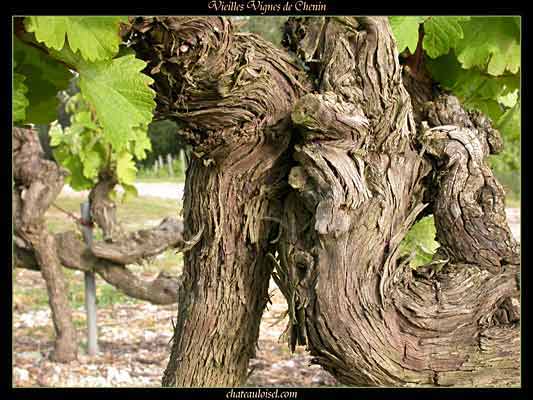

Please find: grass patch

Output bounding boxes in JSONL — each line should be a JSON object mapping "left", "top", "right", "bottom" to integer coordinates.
{"left": 46, "top": 195, "right": 182, "bottom": 234}
{"left": 13, "top": 286, "right": 50, "bottom": 309}
{"left": 150, "top": 251, "right": 183, "bottom": 274}
{"left": 96, "top": 282, "right": 141, "bottom": 307}
{"left": 13, "top": 270, "right": 141, "bottom": 311}
{"left": 115, "top": 196, "right": 181, "bottom": 231}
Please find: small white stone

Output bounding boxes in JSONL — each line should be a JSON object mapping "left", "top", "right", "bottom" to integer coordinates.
{"left": 14, "top": 367, "right": 30, "bottom": 381}
{"left": 143, "top": 330, "right": 157, "bottom": 341}
{"left": 284, "top": 360, "right": 296, "bottom": 368}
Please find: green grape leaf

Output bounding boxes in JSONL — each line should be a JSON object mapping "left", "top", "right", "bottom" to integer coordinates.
{"left": 13, "top": 73, "right": 29, "bottom": 122}
{"left": 13, "top": 37, "right": 72, "bottom": 124}
{"left": 513, "top": 16, "right": 521, "bottom": 31}
{"left": 53, "top": 147, "right": 93, "bottom": 190}
{"left": 108, "top": 188, "right": 118, "bottom": 202}
{"left": 130, "top": 126, "right": 152, "bottom": 160}
{"left": 78, "top": 55, "right": 156, "bottom": 151}
{"left": 75, "top": 111, "right": 100, "bottom": 130}
{"left": 490, "top": 100, "right": 520, "bottom": 175}
{"left": 121, "top": 183, "right": 138, "bottom": 203}
{"left": 389, "top": 16, "right": 427, "bottom": 53}
{"left": 427, "top": 53, "right": 518, "bottom": 97}
{"left": 497, "top": 102, "right": 520, "bottom": 142}
{"left": 427, "top": 53, "right": 519, "bottom": 124}
{"left": 80, "top": 149, "right": 104, "bottom": 180}
{"left": 66, "top": 156, "right": 94, "bottom": 190}
{"left": 423, "top": 16, "right": 470, "bottom": 58}
{"left": 52, "top": 145, "right": 70, "bottom": 165}
{"left": 465, "top": 98, "right": 505, "bottom": 125}
{"left": 116, "top": 151, "right": 137, "bottom": 186}
{"left": 49, "top": 122, "right": 65, "bottom": 146}
{"left": 456, "top": 17, "right": 520, "bottom": 76}
{"left": 25, "top": 16, "right": 128, "bottom": 62}
{"left": 498, "top": 90, "right": 519, "bottom": 108}
{"left": 399, "top": 216, "right": 440, "bottom": 269}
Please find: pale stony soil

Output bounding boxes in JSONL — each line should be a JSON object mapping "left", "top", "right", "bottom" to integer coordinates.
{"left": 505, "top": 208, "right": 521, "bottom": 241}
{"left": 12, "top": 272, "right": 337, "bottom": 388}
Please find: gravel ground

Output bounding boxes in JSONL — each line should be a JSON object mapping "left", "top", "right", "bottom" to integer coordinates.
{"left": 506, "top": 208, "right": 521, "bottom": 241}
{"left": 13, "top": 273, "right": 336, "bottom": 388}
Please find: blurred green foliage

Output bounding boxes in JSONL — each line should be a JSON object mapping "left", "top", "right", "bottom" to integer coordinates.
{"left": 399, "top": 216, "right": 440, "bottom": 269}
{"left": 139, "top": 120, "right": 185, "bottom": 167}
{"left": 230, "top": 16, "right": 286, "bottom": 47}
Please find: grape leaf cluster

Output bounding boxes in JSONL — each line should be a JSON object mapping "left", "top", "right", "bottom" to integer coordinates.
{"left": 399, "top": 216, "right": 440, "bottom": 269}
{"left": 13, "top": 16, "right": 156, "bottom": 197}
{"left": 389, "top": 16, "right": 520, "bottom": 174}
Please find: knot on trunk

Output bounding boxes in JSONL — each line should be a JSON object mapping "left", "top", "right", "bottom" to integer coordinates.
{"left": 291, "top": 92, "right": 369, "bottom": 144}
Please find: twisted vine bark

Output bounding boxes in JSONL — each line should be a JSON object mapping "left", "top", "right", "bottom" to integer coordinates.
{"left": 274, "top": 16, "right": 520, "bottom": 387}
{"left": 89, "top": 175, "right": 127, "bottom": 242}
{"left": 13, "top": 127, "right": 77, "bottom": 362}
{"left": 128, "top": 16, "right": 309, "bottom": 386}
{"left": 126, "top": 15, "right": 520, "bottom": 387}
{"left": 14, "top": 217, "right": 198, "bottom": 305}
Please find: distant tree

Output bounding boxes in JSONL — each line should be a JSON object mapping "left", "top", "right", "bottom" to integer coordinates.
{"left": 139, "top": 119, "right": 188, "bottom": 168}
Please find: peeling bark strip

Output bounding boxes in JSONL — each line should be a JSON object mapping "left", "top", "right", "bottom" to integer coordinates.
{"left": 13, "top": 127, "right": 77, "bottom": 363}
{"left": 275, "top": 16, "right": 520, "bottom": 387}
{"left": 128, "top": 17, "right": 309, "bottom": 386}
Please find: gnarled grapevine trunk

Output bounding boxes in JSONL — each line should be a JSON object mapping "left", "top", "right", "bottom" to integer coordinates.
{"left": 128, "top": 17, "right": 309, "bottom": 386}
{"left": 129, "top": 16, "right": 520, "bottom": 387}
{"left": 275, "top": 16, "right": 520, "bottom": 387}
